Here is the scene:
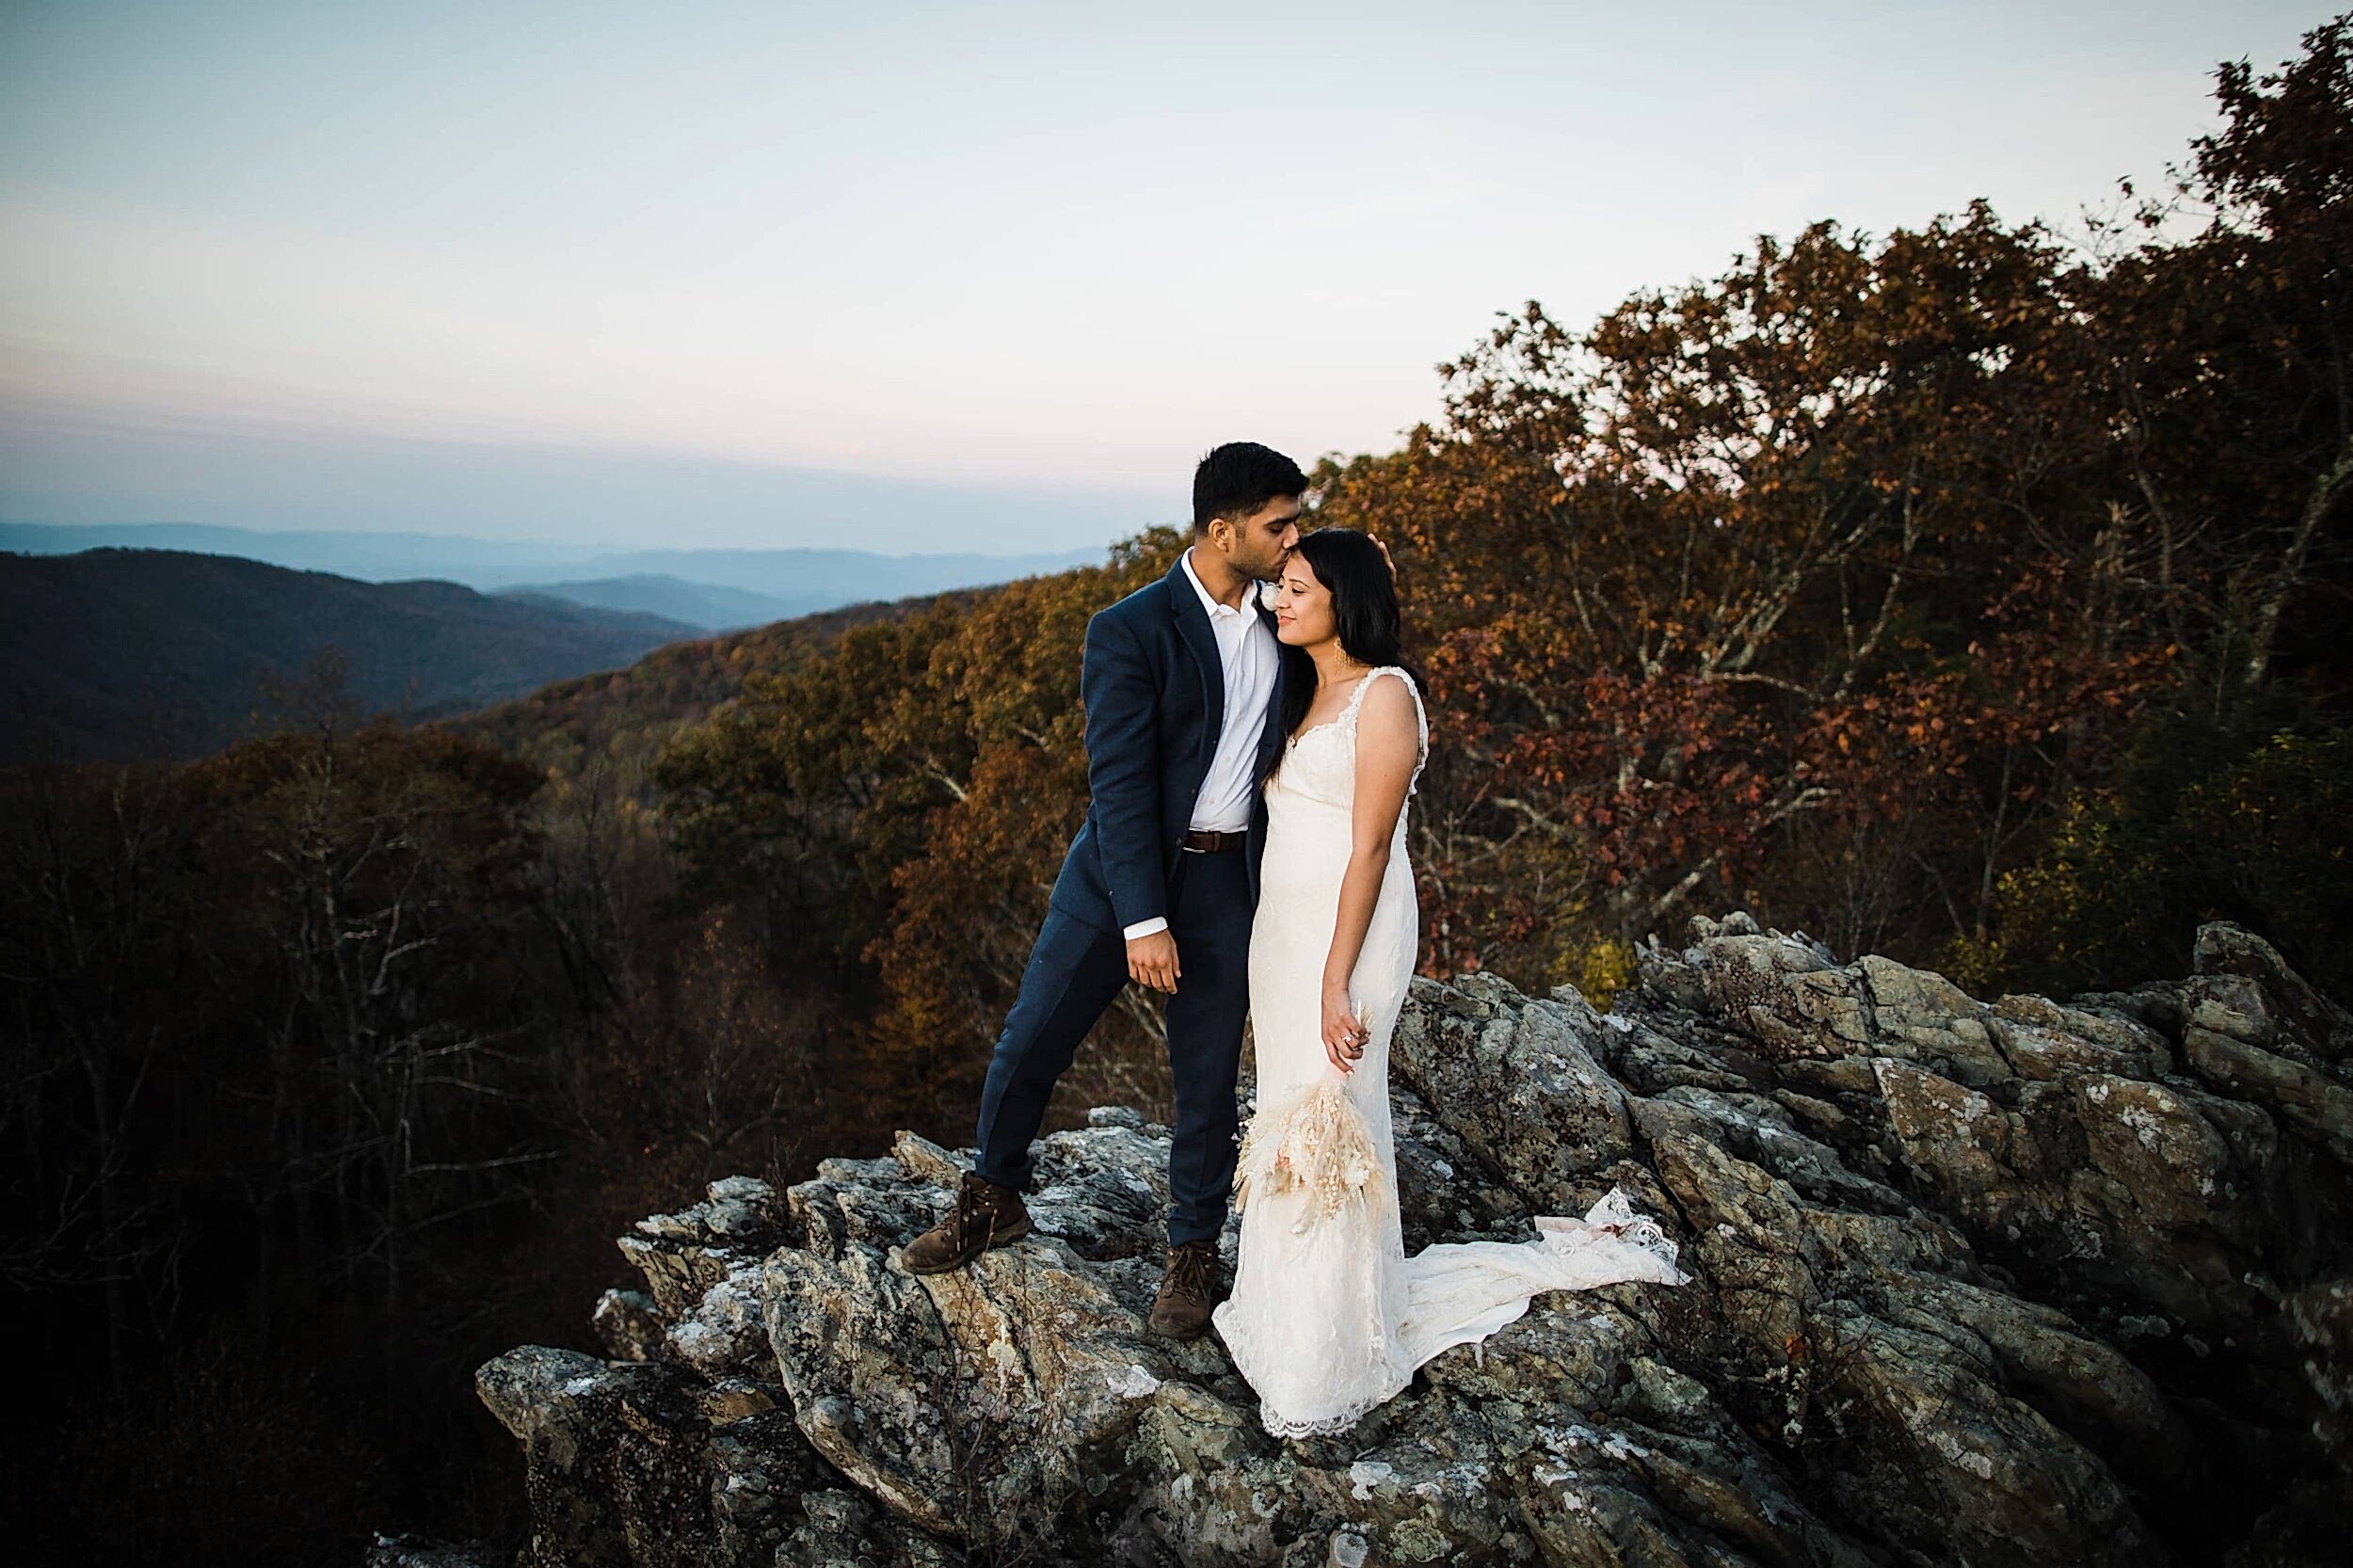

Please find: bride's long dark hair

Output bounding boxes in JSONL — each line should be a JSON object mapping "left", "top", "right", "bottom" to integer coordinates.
{"left": 1262, "top": 527, "right": 1426, "bottom": 781}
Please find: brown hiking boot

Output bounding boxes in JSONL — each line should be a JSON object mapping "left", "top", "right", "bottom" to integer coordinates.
{"left": 1147, "top": 1237, "right": 1222, "bottom": 1338}
{"left": 900, "top": 1170, "right": 1032, "bottom": 1275}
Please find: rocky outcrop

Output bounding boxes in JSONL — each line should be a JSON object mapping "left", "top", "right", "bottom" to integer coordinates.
{"left": 458, "top": 918, "right": 2350, "bottom": 1566}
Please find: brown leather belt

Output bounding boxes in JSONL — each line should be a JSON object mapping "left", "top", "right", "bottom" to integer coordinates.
{"left": 1179, "top": 828, "right": 1247, "bottom": 854}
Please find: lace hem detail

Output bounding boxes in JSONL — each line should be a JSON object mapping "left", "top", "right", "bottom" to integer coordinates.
{"left": 1537, "top": 1188, "right": 1689, "bottom": 1283}
{"left": 1252, "top": 1367, "right": 1412, "bottom": 1438}
{"left": 1231, "top": 1078, "right": 1386, "bottom": 1233}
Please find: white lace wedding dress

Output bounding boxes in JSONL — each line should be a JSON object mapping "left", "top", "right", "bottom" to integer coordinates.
{"left": 1209, "top": 665, "right": 1687, "bottom": 1438}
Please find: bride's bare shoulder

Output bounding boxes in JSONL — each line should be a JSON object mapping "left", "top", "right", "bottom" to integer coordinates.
{"left": 1353, "top": 670, "right": 1421, "bottom": 752}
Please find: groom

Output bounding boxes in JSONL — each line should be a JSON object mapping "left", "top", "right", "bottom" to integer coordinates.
{"left": 900, "top": 441, "right": 1306, "bottom": 1337}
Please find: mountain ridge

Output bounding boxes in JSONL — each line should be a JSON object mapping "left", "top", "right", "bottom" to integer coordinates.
{"left": 0, "top": 547, "right": 699, "bottom": 764}
{"left": 0, "top": 521, "right": 1106, "bottom": 601}
{"left": 492, "top": 574, "right": 817, "bottom": 632}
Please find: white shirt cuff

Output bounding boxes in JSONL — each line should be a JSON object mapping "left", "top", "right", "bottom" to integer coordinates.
{"left": 1121, "top": 916, "right": 1169, "bottom": 940}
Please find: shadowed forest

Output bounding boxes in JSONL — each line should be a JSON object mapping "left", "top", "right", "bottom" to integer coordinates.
{"left": 6, "top": 23, "right": 2349, "bottom": 1563}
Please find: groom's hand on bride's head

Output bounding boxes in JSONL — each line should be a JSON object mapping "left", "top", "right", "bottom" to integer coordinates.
{"left": 1127, "top": 930, "right": 1181, "bottom": 994}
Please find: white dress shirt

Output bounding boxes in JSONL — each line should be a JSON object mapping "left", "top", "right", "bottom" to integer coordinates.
{"left": 1121, "top": 548, "right": 1278, "bottom": 941}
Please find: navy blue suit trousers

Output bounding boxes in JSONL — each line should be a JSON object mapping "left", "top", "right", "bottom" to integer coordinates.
{"left": 971, "top": 847, "right": 1251, "bottom": 1246}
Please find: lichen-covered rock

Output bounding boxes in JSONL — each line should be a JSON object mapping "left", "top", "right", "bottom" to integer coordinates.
{"left": 365, "top": 1533, "right": 497, "bottom": 1568}
{"left": 463, "top": 919, "right": 2351, "bottom": 1567}
{"left": 590, "top": 1288, "right": 664, "bottom": 1362}
{"left": 781, "top": 1487, "right": 963, "bottom": 1567}
{"left": 613, "top": 1176, "right": 791, "bottom": 1320}
{"left": 1387, "top": 972, "right": 1636, "bottom": 1211}
{"left": 473, "top": 1349, "right": 720, "bottom": 1567}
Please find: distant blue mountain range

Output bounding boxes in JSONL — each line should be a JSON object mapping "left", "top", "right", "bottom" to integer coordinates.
{"left": 0, "top": 522, "right": 1106, "bottom": 630}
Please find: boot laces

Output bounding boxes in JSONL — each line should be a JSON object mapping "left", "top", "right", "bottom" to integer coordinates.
{"left": 1165, "top": 1240, "right": 1215, "bottom": 1302}
{"left": 953, "top": 1173, "right": 1001, "bottom": 1246}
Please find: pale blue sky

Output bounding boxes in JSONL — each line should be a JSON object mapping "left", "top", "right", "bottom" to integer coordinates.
{"left": 0, "top": 2, "right": 2332, "bottom": 551}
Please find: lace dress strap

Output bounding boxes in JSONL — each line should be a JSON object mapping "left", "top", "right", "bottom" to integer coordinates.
{"left": 1340, "top": 665, "right": 1429, "bottom": 797}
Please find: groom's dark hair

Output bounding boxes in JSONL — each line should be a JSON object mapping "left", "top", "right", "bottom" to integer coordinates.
{"left": 1193, "top": 441, "right": 1307, "bottom": 534}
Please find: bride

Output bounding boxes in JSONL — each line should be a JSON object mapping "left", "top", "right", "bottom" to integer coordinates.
{"left": 1209, "top": 527, "right": 1686, "bottom": 1438}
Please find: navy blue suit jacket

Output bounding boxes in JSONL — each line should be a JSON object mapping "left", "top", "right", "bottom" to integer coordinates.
{"left": 1046, "top": 552, "right": 1293, "bottom": 934}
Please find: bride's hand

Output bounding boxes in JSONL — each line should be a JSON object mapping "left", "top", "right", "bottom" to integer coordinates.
{"left": 1321, "top": 985, "right": 1368, "bottom": 1075}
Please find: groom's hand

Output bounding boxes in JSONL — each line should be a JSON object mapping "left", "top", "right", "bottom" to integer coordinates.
{"left": 1127, "top": 930, "right": 1181, "bottom": 994}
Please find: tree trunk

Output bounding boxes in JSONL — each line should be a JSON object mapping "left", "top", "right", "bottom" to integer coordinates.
{"left": 2246, "top": 431, "right": 2353, "bottom": 686}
